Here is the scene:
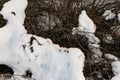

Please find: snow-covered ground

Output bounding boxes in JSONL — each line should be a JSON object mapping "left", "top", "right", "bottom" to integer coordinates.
{"left": 1, "top": 0, "right": 120, "bottom": 80}
{"left": 72, "top": 10, "right": 102, "bottom": 60}
{"left": 0, "top": 0, "right": 85, "bottom": 80}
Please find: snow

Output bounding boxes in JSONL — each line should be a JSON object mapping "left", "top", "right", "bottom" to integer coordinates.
{"left": 105, "top": 54, "right": 118, "bottom": 61}
{"left": 111, "top": 61, "right": 120, "bottom": 80}
{"left": 78, "top": 10, "right": 96, "bottom": 33}
{"left": 72, "top": 10, "right": 102, "bottom": 60}
{"left": 103, "top": 10, "right": 116, "bottom": 20}
{"left": 0, "top": 0, "right": 85, "bottom": 80}
{"left": 117, "top": 13, "right": 120, "bottom": 22}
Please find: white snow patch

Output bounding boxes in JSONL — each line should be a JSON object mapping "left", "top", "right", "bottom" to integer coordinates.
{"left": 72, "top": 10, "right": 102, "bottom": 60}
{"left": 0, "top": 0, "right": 85, "bottom": 80}
{"left": 117, "top": 13, "right": 120, "bottom": 22}
{"left": 105, "top": 54, "right": 118, "bottom": 61}
{"left": 111, "top": 61, "right": 120, "bottom": 80}
{"left": 78, "top": 10, "right": 96, "bottom": 33}
{"left": 103, "top": 10, "right": 116, "bottom": 20}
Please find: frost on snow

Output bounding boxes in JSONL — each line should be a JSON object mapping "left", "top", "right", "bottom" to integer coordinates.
{"left": 72, "top": 10, "right": 102, "bottom": 61}
{"left": 0, "top": 0, "right": 85, "bottom": 80}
